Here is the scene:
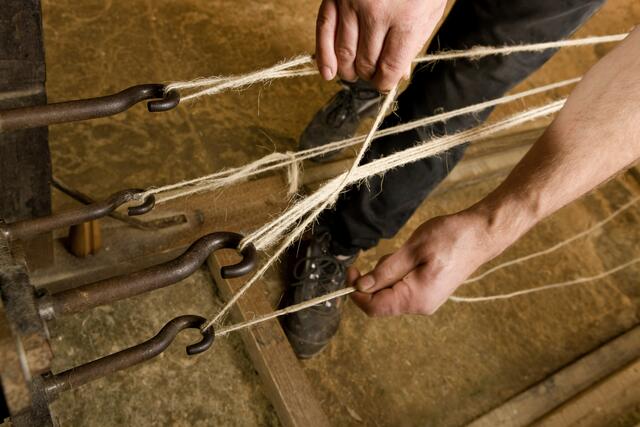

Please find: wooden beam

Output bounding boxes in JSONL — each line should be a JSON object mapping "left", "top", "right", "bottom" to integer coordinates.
{"left": 208, "top": 250, "right": 330, "bottom": 427}
{"left": 469, "top": 325, "right": 640, "bottom": 427}
{"left": 533, "top": 358, "right": 640, "bottom": 427}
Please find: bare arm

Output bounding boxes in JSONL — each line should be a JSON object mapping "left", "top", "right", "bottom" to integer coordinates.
{"left": 351, "top": 28, "right": 640, "bottom": 316}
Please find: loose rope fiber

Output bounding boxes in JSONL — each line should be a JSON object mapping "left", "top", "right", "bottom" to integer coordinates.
{"left": 216, "top": 254, "right": 639, "bottom": 336}
{"left": 144, "top": 32, "right": 635, "bottom": 335}
{"left": 204, "top": 86, "right": 400, "bottom": 330}
{"left": 216, "top": 196, "right": 640, "bottom": 336}
{"left": 167, "top": 33, "right": 626, "bottom": 101}
{"left": 204, "top": 99, "right": 565, "bottom": 332}
{"left": 143, "top": 77, "right": 580, "bottom": 204}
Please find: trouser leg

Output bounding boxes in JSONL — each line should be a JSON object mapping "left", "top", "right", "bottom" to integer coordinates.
{"left": 320, "top": 0, "right": 605, "bottom": 255}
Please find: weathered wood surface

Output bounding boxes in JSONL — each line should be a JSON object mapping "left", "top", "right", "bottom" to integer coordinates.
{"left": 0, "top": 0, "right": 52, "bottom": 268}
{"left": 469, "top": 325, "right": 640, "bottom": 427}
{"left": 208, "top": 251, "right": 331, "bottom": 427}
{"left": 534, "top": 357, "right": 640, "bottom": 427}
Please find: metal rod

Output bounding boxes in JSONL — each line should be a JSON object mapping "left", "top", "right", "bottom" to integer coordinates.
{"left": 0, "top": 84, "right": 179, "bottom": 132}
{"left": 42, "top": 315, "right": 214, "bottom": 399}
{"left": 0, "top": 188, "right": 155, "bottom": 241}
{"left": 37, "top": 232, "right": 257, "bottom": 320}
{"left": 51, "top": 176, "right": 185, "bottom": 231}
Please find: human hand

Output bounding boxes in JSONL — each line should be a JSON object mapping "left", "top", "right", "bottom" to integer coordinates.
{"left": 315, "top": 0, "right": 447, "bottom": 91}
{"left": 349, "top": 210, "right": 506, "bottom": 316}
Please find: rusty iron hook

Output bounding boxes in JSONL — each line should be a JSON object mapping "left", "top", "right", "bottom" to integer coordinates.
{"left": 0, "top": 84, "right": 180, "bottom": 132}
{"left": 37, "top": 232, "right": 257, "bottom": 320}
{"left": 0, "top": 188, "right": 155, "bottom": 241}
{"left": 41, "top": 315, "right": 214, "bottom": 399}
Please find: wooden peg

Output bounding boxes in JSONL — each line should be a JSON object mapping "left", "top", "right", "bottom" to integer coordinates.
{"left": 67, "top": 220, "right": 102, "bottom": 257}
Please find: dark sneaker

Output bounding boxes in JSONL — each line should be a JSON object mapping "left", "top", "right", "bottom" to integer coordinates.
{"left": 300, "top": 79, "right": 382, "bottom": 162}
{"left": 280, "top": 232, "right": 357, "bottom": 359}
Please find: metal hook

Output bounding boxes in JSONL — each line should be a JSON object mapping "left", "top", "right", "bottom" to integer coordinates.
{"left": 106, "top": 188, "right": 156, "bottom": 216}
{"left": 213, "top": 232, "right": 258, "bottom": 279}
{"left": 42, "top": 315, "right": 213, "bottom": 399}
{"left": 1, "top": 188, "right": 155, "bottom": 241}
{"left": 37, "top": 232, "right": 257, "bottom": 320}
{"left": 148, "top": 89, "right": 180, "bottom": 112}
{"left": 0, "top": 84, "right": 180, "bottom": 132}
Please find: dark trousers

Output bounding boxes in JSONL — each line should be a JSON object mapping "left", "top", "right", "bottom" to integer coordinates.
{"left": 320, "top": 0, "right": 606, "bottom": 256}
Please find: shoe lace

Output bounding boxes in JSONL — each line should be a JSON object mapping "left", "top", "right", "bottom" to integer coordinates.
{"left": 291, "top": 255, "right": 346, "bottom": 293}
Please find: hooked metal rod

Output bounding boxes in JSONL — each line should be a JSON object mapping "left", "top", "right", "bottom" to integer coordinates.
{"left": 0, "top": 188, "right": 155, "bottom": 241}
{"left": 37, "top": 232, "right": 257, "bottom": 320}
{"left": 42, "top": 315, "right": 214, "bottom": 399}
{"left": 0, "top": 84, "right": 179, "bottom": 132}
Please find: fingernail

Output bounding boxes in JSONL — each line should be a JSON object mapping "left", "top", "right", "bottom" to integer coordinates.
{"left": 359, "top": 275, "right": 375, "bottom": 291}
{"left": 320, "top": 66, "right": 334, "bottom": 80}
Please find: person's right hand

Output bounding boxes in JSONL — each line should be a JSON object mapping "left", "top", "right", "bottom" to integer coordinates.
{"left": 315, "top": 0, "right": 447, "bottom": 91}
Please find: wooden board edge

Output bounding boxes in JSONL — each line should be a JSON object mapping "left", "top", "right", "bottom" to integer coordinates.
{"left": 207, "top": 251, "right": 331, "bottom": 427}
{"left": 468, "top": 325, "right": 640, "bottom": 427}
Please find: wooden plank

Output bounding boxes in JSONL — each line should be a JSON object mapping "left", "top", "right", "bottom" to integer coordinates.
{"left": 31, "top": 172, "right": 291, "bottom": 291}
{"left": 208, "top": 250, "right": 330, "bottom": 427}
{"left": 533, "top": 358, "right": 640, "bottom": 427}
{"left": 469, "top": 325, "right": 640, "bottom": 427}
{"left": 0, "top": 0, "right": 53, "bottom": 269}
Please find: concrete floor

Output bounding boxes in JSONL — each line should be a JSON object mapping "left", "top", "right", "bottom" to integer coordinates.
{"left": 40, "top": 0, "right": 640, "bottom": 425}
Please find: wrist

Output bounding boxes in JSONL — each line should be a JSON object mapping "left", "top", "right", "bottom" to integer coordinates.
{"left": 465, "top": 192, "right": 541, "bottom": 257}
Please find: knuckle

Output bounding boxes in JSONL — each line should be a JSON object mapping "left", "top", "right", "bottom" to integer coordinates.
{"left": 356, "top": 57, "right": 376, "bottom": 75}
{"left": 316, "top": 14, "right": 332, "bottom": 29}
{"left": 379, "top": 57, "right": 404, "bottom": 77}
{"left": 376, "top": 264, "right": 394, "bottom": 282}
{"left": 336, "top": 46, "right": 356, "bottom": 63}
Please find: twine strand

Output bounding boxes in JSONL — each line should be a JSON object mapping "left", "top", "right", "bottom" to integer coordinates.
{"left": 168, "top": 34, "right": 626, "bottom": 101}
{"left": 464, "top": 196, "right": 640, "bottom": 284}
{"left": 144, "top": 77, "right": 580, "bottom": 204}
{"left": 203, "top": 87, "right": 399, "bottom": 331}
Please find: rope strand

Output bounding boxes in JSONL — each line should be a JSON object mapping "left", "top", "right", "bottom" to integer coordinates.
{"left": 144, "top": 77, "right": 580, "bottom": 204}
{"left": 464, "top": 196, "right": 640, "bottom": 284}
{"left": 203, "top": 86, "right": 400, "bottom": 331}
{"left": 450, "top": 257, "right": 640, "bottom": 303}
{"left": 216, "top": 253, "right": 640, "bottom": 336}
{"left": 168, "top": 33, "right": 626, "bottom": 101}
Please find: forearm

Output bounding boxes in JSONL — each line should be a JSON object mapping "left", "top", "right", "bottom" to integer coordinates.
{"left": 351, "top": 29, "right": 640, "bottom": 316}
{"left": 474, "top": 28, "right": 640, "bottom": 252}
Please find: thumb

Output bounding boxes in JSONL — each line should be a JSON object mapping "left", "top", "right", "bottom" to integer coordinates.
{"left": 355, "top": 246, "right": 417, "bottom": 293}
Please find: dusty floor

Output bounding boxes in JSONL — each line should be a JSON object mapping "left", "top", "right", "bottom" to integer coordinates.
{"left": 39, "top": 0, "right": 640, "bottom": 425}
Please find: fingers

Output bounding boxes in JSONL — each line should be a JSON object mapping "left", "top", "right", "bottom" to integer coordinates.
{"left": 355, "top": 246, "right": 417, "bottom": 293}
{"left": 351, "top": 264, "right": 448, "bottom": 317}
{"left": 351, "top": 279, "right": 415, "bottom": 316}
{"left": 334, "top": 2, "right": 359, "bottom": 82}
{"left": 355, "top": 12, "right": 387, "bottom": 80}
{"left": 316, "top": 0, "right": 338, "bottom": 80}
{"left": 372, "top": 25, "right": 416, "bottom": 91}
{"left": 346, "top": 265, "right": 361, "bottom": 284}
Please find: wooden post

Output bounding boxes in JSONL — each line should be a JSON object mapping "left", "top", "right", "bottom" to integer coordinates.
{"left": 0, "top": 0, "right": 53, "bottom": 269}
